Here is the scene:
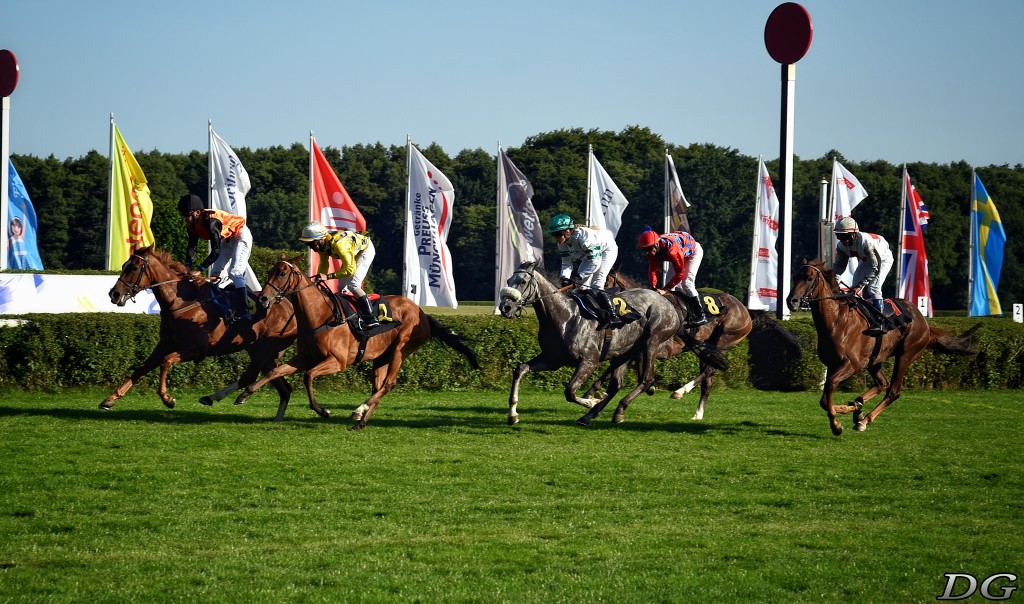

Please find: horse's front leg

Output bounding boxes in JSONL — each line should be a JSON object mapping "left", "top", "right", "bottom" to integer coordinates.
{"left": 351, "top": 354, "right": 406, "bottom": 430}
{"left": 100, "top": 344, "right": 169, "bottom": 410}
{"left": 821, "top": 362, "right": 858, "bottom": 435}
{"left": 156, "top": 353, "right": 184, "bottom": 408}
{"left": 234, "top": 361, "right": 300, "bottom": 413}
{"left": 508, "top": 354, "right": 557, "bottom": 425}
{"left": 577, "top": 358, "right": 628, "bottom": 427}
{"left": 302, "top": 367, "right": 334, "bottom": 420}
{"left": 564, "top": 358, "right": 600, "bottom": 409}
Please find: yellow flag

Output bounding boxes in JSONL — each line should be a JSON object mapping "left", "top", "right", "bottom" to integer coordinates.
{"left": 109, "top": 124, "right": 156, "bottom": 269}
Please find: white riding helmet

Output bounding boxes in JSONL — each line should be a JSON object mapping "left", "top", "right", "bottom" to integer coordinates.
{"left": 299, "top": 220, "right": 329, "bottom": 242}
{"left": 834, "top": 217, "right": 859, "bottom": 233}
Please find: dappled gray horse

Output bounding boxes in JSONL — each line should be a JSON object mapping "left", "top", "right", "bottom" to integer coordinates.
{"left": 498, "top": 261, "right": 684, "bottom": 427}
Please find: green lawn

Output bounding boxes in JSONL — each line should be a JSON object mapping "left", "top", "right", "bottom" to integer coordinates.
{"left": 0, "top": 387, "right": 1020, "bottom": 602}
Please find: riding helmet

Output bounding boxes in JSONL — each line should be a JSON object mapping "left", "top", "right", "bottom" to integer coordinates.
{"left": 638, "top": 227, "right": 659, "bottom": 248}
{"left": 178, "top": 193, "right": 204, "bottom": 216}
{"left": 834, "top": 216, "right": 859, "bottom": 233}
{"left": 547, "top": 214, "right": 574, "bottom": 234}
{"left": 299, "top": 220, "right": 329, "bottom": 242}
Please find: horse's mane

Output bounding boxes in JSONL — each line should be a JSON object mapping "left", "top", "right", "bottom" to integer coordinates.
{"left": 139, "top": 245, "right": 190, "bottom": 278}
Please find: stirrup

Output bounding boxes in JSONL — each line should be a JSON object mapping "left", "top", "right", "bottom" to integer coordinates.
{"left": 862, "top": 325, "right": 888, "bottom": 337}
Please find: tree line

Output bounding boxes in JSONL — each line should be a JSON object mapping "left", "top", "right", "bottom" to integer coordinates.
{"left": 10, "top": 126, "right": 1023, "bottom": 310}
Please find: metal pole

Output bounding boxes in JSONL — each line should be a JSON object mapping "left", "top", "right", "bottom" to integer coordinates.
{"left": 776, "top": 63, "right": 796, "bottom": 321}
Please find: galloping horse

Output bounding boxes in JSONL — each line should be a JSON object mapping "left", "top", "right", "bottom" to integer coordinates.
{"left": 497, "top": 261, "right": 692, "bottom": 427}
{"left": 234, "top": 257, "right": 479, "bottom": 429}
{"left": 596, "top": 270, "right": 768, "bottom": 420}
{"left": 105, "top": 245, "right": 296, "bottom": 411}
{"left": 787, "top": 258, "right": 979, "bottom": 435}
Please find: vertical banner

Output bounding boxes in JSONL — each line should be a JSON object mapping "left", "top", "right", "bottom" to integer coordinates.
{"left": 969, "top": 173, "right": 1005, "bottom": 316}
{"left": 747, "top": 158, "right": 783, "bottom": 314}
{"left": 586, "top": 149, "right": 629, "bottom": 237}
{"left": 310, "top": 135, "right": 366, "bottom": 291}
{"left": 208, "top": 126, "right": 252, "bottom": 218}
{"left": 404, "top": 143, "right": 457, "bottom": 308}
{"left": 495, "top": 146, "right": 543, "bottom": 305}
{"left": 6, "top": 158, "right": 43, "bottom": 270}
{"left": 108, "top": 122, "right": 155, "bottom": 270}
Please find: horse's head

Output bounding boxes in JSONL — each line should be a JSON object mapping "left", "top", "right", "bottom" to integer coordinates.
{"left": 259, "top": 256, "right": 308, "bottom": 308}
{"left": 498, "top": 262, "right": 541, "bottom": 318}
{"left": 787, "top": 258, "right": 829, "bottom": 312}
{"left": 109, "top": 248, "right": 154, "bottom": 306}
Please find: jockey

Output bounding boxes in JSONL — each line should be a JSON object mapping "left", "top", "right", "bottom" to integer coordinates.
{"left": 833, "top": 216, "right": 895, "bottom": 336}
{"left": 547, "top": 213, "right": 622, "bottom": 327}
{"left": 179, "top": 193, "right": 255, "bottom": 322}
{"left": 298, "top": 220, "right": 379, "bottom": 329}
{"left": 639, "top": 226, "right": 708, "bottom": 326}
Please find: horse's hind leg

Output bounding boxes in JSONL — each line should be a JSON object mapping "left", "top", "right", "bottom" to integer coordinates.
{"left": 852, "top": 363, "right": 889, "bottom": 427}
{"left": 577, "top": 359, "right": 629, "bottom": 427}
{"left": 855, "top": 349, "right": 921, "bottom": 431}
{"left": 612, "top": 353, "right": 659, "bottom": 424}
{"left": 692, "top": 365, "right": 716, "bottom": 420}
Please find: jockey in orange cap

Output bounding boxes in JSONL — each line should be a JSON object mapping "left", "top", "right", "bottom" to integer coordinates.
{"left": 638, "top": 226, "right": 707, "bottom": 326}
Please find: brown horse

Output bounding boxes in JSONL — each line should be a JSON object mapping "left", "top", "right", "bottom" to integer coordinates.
{"left": 234, "top": 257, "right": 479, "bottom": 429}
{"left": 593, "top": 270, "right": 770, "bottom": 420}
{"left": 104, "top": 245, "right": 297, "bottom": 411}
{"left": 787, "top": 258, "right": 979, "bottom": 435}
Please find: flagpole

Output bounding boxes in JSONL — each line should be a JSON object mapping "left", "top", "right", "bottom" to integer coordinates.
{"left": 748, "top": 157, "right": 763, "bottom": 307}
{"left": 967, "top": 168, "right": 976, "bottom": 314}
{"left": 308, "top": 131, "right": 315, "bottom": 275}
{"left": 663, "top": 150, "right": 670, "bottom": 235}
{"left": 494, "top": 142, "right": 503, "bottom": 312}
{"left": 896, "top": 164, "right": 908, "bottom": 295}
{"left": 585, "top": 145, "right": 593, "bottom": 225}
{"left": 105, "top": 114, "right": 115, "bottom": 270}
{"left": 402, "top": 135, "right": 412, "bottom": 299}
{"left": 0, "top": 97, "right": 9, "bottom": 270}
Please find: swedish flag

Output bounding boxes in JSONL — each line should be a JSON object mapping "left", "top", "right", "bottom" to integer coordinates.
{"left": 970, "top": 173, "right": 1006, "bottom": 316}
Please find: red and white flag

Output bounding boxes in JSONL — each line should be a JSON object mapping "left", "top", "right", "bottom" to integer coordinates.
{"left": 403, "top": 142, "right": 457, "bottom": 308}
{"left": 747, "top": 158, "right": 785, "bottom": 314}
{"left": 309, "top": 136, "right": 366, "bottom": 291}
{"left": 899, "top": 168, "right": 932, "bottom": 316}
{"left": 831, "top": 160, "right": 869, "bottom": 287}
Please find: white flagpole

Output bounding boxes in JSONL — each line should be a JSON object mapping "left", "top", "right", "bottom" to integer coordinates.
{"left": 663, "top": 150, "right": 670, "bottom": 235}
{"left": 308, "top": 131, "right": 315, "bottom": 275}
{"left": 967, "top": 168, "right": 976, "bottom": 313}
{"left": 585, "top": 145, "right": 593, "bottom": 225}
{"left": 105, "top": 113, "right": 115, "bottom": 270}
{"left": 402, "top": 135, "right": 412, "bottom": 299}
{"left": 494, "top": 141, "right": 503, "bottom": 312}
{"left": 896, "top": 164, "right": 908, "bottom": 293}
{"left": 748, "top": 157, "right": 762, "bottom": 307}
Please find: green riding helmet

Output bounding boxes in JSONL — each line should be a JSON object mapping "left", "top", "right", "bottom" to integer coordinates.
{"left": 547, "top": 214, "right": 574, "bottom": 234}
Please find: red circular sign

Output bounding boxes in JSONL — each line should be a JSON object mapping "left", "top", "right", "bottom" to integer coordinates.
{"left": 764, "top": 3, "right": 813, "bottom": 64}
{"left": 0, "top": 50, "right": 19, "bottom": 97}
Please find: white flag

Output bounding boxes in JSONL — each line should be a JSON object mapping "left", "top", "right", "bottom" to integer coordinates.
{"left": 831, "top": 160, "right": 869, "bottom": 287}
{"left": 587, "top": 149, "right": 629, "bottom": 237}
{"left": 830, "top": 160, "right": 868, "bottom": 222}
{"left": 209, "top": 126, "right": 252, "bottom": 218}
{"left": 404, "top": 143, "right": 458, "bottom": 308}
{"left": 665, "top": 153, "right": 691, "bottom": 234}
{"left": 748, "top": 159, "right": 784, "bottom": 314}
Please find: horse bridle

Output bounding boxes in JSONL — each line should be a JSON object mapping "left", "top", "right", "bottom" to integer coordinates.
{"left": 793, "top": 263, "right": 850, "bottom": 307}
{"left": 115, "top": 253, "right": 181, "bottom": 301}
{"left": 261, "top": 261, "right": 322, "bottom": 305}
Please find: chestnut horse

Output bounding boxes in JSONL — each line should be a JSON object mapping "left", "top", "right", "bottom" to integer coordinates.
{"left": 105, "top": 246, "right": 296, "bottom": 411}
{"left": 234, "top": 257, "right": 479, "bottom": 429}
{"left": 787, "top": 258, "right": 979, "bottom": 435}
{"left": 591, "top": 270, "right": 778, "bottom": 420}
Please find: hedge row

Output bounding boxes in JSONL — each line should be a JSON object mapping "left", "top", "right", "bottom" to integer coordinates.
{"left": 0, "top": 313, "right": 1020, "bottom": 395}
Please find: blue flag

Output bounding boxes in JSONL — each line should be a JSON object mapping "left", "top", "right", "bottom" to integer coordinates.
{"left": 969, "top": 173, "right": 1005, "bottom": 316}
{"left": 7, "top": 159, "right": 44, "bottom": 270}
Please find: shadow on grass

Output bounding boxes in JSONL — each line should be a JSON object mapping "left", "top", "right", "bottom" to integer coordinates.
{"left": 0, "top": 404, "right": 330, "bottom": 427}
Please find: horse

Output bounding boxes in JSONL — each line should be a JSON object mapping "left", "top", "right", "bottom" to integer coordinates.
{"left": 787, "top": 258, "right": 980, "bottom": 435}
{"left": 497, "top": 260, "right": 702, "bottom": 427}
{"left": 104, "top": 245, "right": 297, "bottom": 412}
{"left": 233, "top": 257, "right": 480, "bottom": 429}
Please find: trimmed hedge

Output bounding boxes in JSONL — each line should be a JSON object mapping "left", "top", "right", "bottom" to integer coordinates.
{"left": 0, "top": 313, "right": 1020, "bottom": 394}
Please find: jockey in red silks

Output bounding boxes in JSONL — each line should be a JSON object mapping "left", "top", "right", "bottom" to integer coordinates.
{"left": 638, "top": 226, "right": 708, "bottom": 326}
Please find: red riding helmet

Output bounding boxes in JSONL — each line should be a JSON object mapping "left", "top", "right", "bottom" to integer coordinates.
{"left": 638, "top": 227, "right": 659, "bottom": 248}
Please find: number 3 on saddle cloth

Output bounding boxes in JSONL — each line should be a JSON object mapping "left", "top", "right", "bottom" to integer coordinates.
{"left": 570, "top": 289, "right": 642, "bottom": 330}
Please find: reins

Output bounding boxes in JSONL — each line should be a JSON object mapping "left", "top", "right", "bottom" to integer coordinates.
{"left": 264, "top": 262, "right": 348, "bottom": 330}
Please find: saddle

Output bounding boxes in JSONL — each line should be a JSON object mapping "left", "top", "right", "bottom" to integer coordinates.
{"left": 850, "top": 296, "right": 914, "bottom": 329}
{"left": 208, "top": 284, "right": 265, "bottom": 324}
{"left": 332, "top": 293, "right": 401, "bottom": 339}
{"left": 667, "top": 290, "right": 729, "bottom": 325}
{"left": 570, "top": 290, "right": 642, "bottom": 329}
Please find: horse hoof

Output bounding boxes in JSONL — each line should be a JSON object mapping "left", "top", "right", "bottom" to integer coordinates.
{"left": 854, "top": 420, "right": 867, "bottom": 432}
{"left": 507, "top": 414, "right": 520, "bottom": 426}
{"left": 350, "top": 411, "right": 363, "bottom": 421}
{"left": 349, "top": 422, "right": 365, "bottom": 431}
{"left": 645, "top": 387, "right": 655, "bottom": 396}
{"left": 577, "top": 398, "right": 597, "bottom": 409}
{"left": 163, "top": 398, "right": 176, "bottom": 409}
{"left": 199, "top": 396, "right": 213, "bottom": 406}
{"left": 831, "top": 423, "right": 844, "bottom": 436}
{"left": 613, "top": 413, "right": 625, "bottom": 424}
{"left": 576, "top": 417, "right": 592, "bottom": 428}
{"left": 670, "top": 392, "right": 682, "bottom": 400}
{"left": 99, "top": 402, "right": 113, "bottom": 411}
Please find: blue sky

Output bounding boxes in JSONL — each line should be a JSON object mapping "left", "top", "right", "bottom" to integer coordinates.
{"left": 2, "top": 0, "right": 1022, "bottom": 166}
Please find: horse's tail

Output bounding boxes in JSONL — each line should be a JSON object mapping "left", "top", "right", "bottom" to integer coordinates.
{"left": 677, "top": 329, "right": 730, "bottom": 371}
{"left": 927, "top": 322, "right": 981, "bottom": 357}
{"left": 425, "top": 314, "right": 481, "bottom": 369}
{"left": 749, "top": 309, "right": 803, "bottom": 349}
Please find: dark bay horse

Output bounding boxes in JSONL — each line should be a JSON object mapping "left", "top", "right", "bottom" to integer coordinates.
{"left": 234, "top": 257, "right": 479, "bottom": 429}
{"left": 594, "top": 270, "right": 780, "bottom": 420}
{"left": 787, "top": 258, "right": 979, "bottom": 435}
{"left": 105, "top": 245, "right": 296, "bottom": 411}
{"left": 497, "top": 261, "right": 688, "bottom": 427}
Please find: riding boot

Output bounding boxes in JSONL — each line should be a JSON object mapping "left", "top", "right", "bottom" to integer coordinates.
{"left": 356, "top": 295, "right": 380, "bottom": 329}
{"left": 862, "top": 298, "right": 890, "bottom": 337}
{"left": 685, "top": 294, "right": 709, "bottom": 326}
{"left": 596, "top": 290, "right": 623, "bottom": 328}
{"left": 232, "top": 287, "right": 251, "bottom": 322}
